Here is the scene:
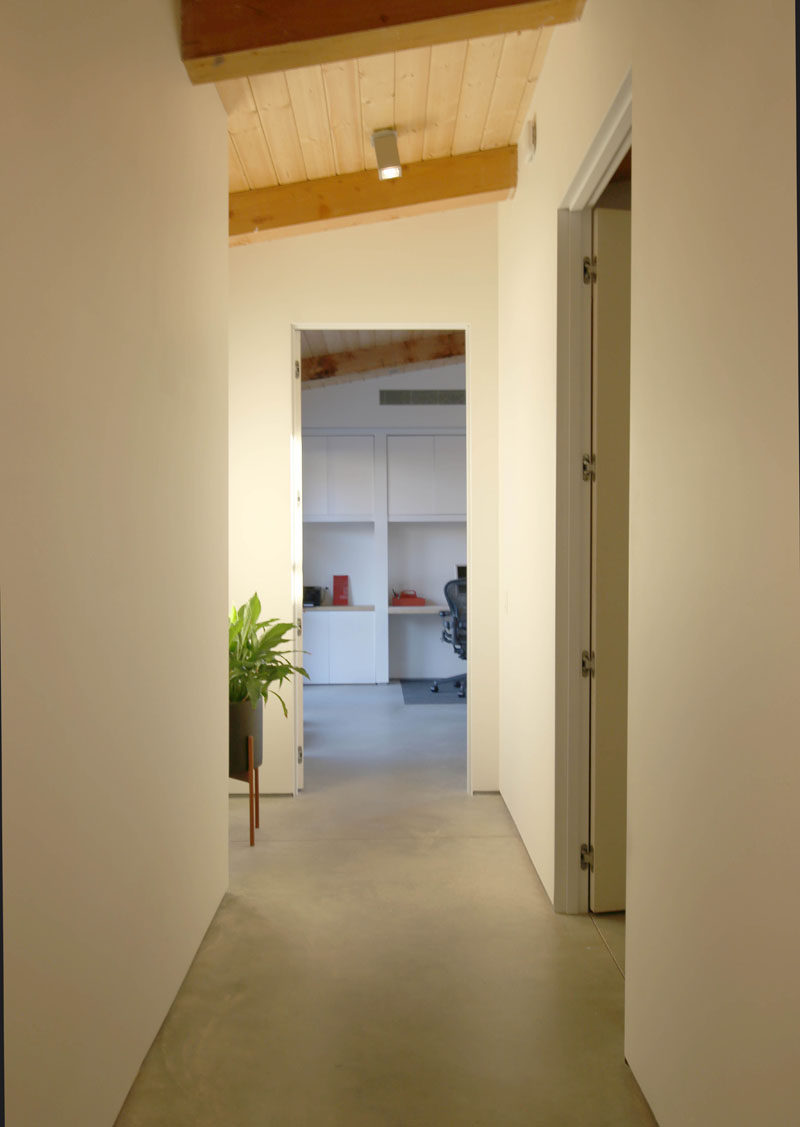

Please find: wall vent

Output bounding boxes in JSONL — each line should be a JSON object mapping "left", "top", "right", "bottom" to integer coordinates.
{"left": 379, "top": 389, "right": 465, "bottom": 406}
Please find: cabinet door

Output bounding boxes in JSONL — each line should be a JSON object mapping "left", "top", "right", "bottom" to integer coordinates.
{"left": 301, "top": 613, "right": 330, "bottom": 684}
{"left": 433, "top": 435, "right": 466, "bottom": 515}
{"left": 327, "top": 436, "right": 374, "bottom": 517}
{"left": 302, "top": 437, "right": 328, "bottom": 517}
{"left": 387, "top": 435, "right": 434, "bottom": 516}
{"left": 329, "top": 612, "right": 375, "bottom": 683}
{"left": 388, "top": 434, "right": 466, "bottom": 517}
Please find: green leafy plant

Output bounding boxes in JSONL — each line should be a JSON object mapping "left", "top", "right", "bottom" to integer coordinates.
{"left": 229, "top": 592, "right": 308, "bottom": 715}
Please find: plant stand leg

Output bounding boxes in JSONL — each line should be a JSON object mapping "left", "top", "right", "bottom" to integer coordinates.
{"left": 254, "top": 764, "right": 260, "bottom": 828}
{"left": 247, "top": 735, "right": 255, "bottom": 847}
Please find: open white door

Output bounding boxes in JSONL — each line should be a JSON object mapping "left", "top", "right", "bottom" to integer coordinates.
{"left": 589, "top": 207, "right": 631, "bottom": 912}
{"left": 291, "top": 327, "right": 304, "bottom": 792}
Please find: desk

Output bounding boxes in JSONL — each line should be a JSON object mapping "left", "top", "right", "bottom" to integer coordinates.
{"left": 303, "top": 605, "right": 374, "bottom": 611}
{"left": 388, "top": 604, "right": 447, "bottom": 615}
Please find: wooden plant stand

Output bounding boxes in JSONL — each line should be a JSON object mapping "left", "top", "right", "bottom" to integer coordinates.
{"left": 230, "top": 735, "right": 260, "bottom": 846}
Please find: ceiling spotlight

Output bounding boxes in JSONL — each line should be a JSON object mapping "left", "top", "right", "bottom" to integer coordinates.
{"left": 372, "top": 129, "right": 402, "bottom": 180}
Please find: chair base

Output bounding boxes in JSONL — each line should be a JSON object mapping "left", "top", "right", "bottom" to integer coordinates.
{"left": 428, "top": 675, "right": 466, "bottom": 698}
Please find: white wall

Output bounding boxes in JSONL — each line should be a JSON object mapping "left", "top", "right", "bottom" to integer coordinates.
{"left": 625, "top": 4, "right": 798, "bottom": 1124}
{"left": 229, "top": 208, "right": 499, "bottom": 792}
{"left": 0, "top": 4, "right": 229, "bottom": 1124}
{"left": 497, "top": 0, "right": 635, "bottom": 903}
{"left": 302, "top": 362, "right": 466, "bottom": 428}
{"left": 498, "top": 0, "right": 799, "bottom": 1124}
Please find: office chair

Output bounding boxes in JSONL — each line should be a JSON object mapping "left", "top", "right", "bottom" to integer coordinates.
{"left": 431, "top": 577, "right": 467, "bottom": 698}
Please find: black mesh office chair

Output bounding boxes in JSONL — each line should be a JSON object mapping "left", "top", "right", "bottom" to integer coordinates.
{"left": 431, "top": 577, "right": 467, "bottom": 698}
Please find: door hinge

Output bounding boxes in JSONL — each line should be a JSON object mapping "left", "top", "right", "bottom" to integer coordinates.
{"left": 294, "top": 360, "right": 301, "bottom": 379}
{"left": 580, "top": 843, "right": 595, "bottom": 871}
{"left": 581, "top": 650, "right": 595, "bottom": 678}
{"left": 583, "top": 255, "right": 597, "bottom": 284}
{"left": 296, "top": 616, "right": 302, "bottom": 636}
{"left": 582, "top": 453, "right": 596, "bottom": 482}
{"left": 297, "top": 746, "right": 303, "bottom": 764}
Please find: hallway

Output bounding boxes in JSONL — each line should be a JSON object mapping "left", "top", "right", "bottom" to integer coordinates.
{"left": 116, "top": 686, "right": 655, "bottom": 1126}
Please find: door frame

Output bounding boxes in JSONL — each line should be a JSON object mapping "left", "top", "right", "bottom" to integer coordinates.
{"left": 290, "top": 322, "right": 473, "bottom": 796}
{"left": 553, "top": 71, "right": 632, "bottom": 914}
{"left": 290, "top": 327, "right": 305, "bottom": 790}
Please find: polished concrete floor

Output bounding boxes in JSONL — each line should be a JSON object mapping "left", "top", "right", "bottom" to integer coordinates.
{"left": 116, "top": 684, "right": 655, "bottom": 1126}
{"left": 592, "top": 911, "right": 626, "bottom": 976}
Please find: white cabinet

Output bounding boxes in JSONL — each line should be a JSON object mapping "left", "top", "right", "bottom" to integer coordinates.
{"left": 302, "top": 429, "right": 466, "bottom": 683}
{"left": 433, "top": 435, "right": 466, "bottom": 515}
{"left": 300, "top": 612, "right": 329, "bottom": 684}
{"left": 301, "top": 437, "right": 328, "bottom": 517}
{"left": 302, "top": 611, "right": 375, "bottom": 684}
{"left": 387, "top": 434, "right": 466, "bottom": 517}
{"left": 329, "top": 613, "right": 375, "bottom": 682}
{"left": 303, "top": 436, "right": 374, "bottom": 519}
{"left": 386, "top": 435, "right": 430, "bottom": 515}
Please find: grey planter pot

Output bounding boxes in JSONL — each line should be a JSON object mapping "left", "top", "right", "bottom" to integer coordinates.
{"left": 229, "top": 700, "right": 263, "bottom": 777}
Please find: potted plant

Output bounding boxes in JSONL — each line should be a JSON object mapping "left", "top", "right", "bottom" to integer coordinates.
{"left": 229, "top": 593, "right": 307, "bottom": 842}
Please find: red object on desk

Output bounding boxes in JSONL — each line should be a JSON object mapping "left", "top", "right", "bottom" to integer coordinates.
{"left": 391, "top": 590, "right": 425, "bottom": 606}
{"left": 332, "top": 575, "right": 349, "bottom": 605}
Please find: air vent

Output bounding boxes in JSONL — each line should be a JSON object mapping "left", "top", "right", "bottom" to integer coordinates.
{"left": 379, "top": 389, "right": 465, "bottom": 406}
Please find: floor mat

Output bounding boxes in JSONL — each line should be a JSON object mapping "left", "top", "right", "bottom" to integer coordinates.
{"left": 399, "top": 676, "right": 466, "bottom": 704}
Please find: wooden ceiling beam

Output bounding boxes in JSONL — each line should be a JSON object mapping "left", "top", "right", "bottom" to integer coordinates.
{"left": 182, "top": 0, "right": 585, "bottom": 84}
{"left": 229, "top": 145, "right": 517, "bottom": 242}
{"left": 303, "top": 332, "right": 466, "bottom": 383}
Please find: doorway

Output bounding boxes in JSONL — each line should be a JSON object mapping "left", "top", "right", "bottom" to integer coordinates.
{"left": 586, "top": 162, "right": 631, "bottom": 975}
{"left": 291, "top": 327, "right": 470, "bottom": 795}
{"left": 554, "top": 72, "right": 632, "bottom": 920}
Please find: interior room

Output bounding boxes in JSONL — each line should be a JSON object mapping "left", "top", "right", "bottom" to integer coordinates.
{"left": 2, "top": 3, "right": 797, "bottom": 1126}
{"left": 296, "top": 328, "right": 469, "bottom": 792}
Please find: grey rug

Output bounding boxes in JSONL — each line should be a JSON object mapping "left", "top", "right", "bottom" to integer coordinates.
{"left": 399, "top": 676, "right": 466, "bottom": 704}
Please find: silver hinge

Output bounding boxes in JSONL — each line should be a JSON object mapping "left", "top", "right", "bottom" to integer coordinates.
{"left": 580, "top": 843, "right": 595, "bottom": 871}
{"left": 582, "top": 453, "right": 596, "bottom": 482}
{"left": 296, "top": 616, "right": 302, "bottom": 636}
{"left": 581, "top": 650, "right": 595, "bottom": 678}
{"left": 294, "top": 360, "right": 301, "bottom": 379}
{"left": 297, "top": 491, "right": 301, "bottom": 507}
{"left": 297, "top": 746, "right": 303, "bottom": 764}
{"left": 583, "top": 255, "right": 597, "bottom": 284}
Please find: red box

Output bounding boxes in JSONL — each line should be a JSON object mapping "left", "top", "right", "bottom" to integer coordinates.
{"left": 391, "top": 590, "right": 425, "bottom": 606}
{"left": 332, "top": 575, "right": 349, "bottom": 606}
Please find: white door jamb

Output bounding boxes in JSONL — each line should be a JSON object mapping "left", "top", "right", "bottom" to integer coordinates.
{"left": 553, "top": 71, "right": 632, "bottom": 913}
{"left": 291, "top": 326, "right": 304, "bottom": 794}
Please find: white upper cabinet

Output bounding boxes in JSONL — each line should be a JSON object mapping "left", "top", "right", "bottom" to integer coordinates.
{"left": 302, "top": 437, "right": 328, "bottom": 517}
{"left": 303, "top": 435, "right": 374, "bottom": 518}
{"left": 432, "top": 435, "right": 466, "bottom": 514}
{"left": 387, "top": 434, "right": 466, "bottom": 517}
{"left": 387, "top": 435, "right": 433, "bottom": 515}
{"left": 327, "top": 436, "right": 374, "bottom": 516}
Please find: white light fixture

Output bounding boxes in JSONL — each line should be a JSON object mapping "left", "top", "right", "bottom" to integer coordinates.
{"left": 372, "top": 129, "right": 402, "bottom": 180}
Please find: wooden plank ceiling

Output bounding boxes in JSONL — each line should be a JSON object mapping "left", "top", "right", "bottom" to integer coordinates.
{"left": 181, "top": 2, "right": 586, "bottom": 241}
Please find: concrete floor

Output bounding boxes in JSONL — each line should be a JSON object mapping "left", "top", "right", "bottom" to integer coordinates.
{"left": 592, "top": 911, "right": 626, "bottom": 976}
{"left": 116, "top": 684, "right": 655, "bottom": 1126}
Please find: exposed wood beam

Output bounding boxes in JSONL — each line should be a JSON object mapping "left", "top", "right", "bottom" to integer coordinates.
{"left": 300, "top": 358, "right": 462, "bottom": 390}
{"left": 182, "top": 0, "right": 585, "bottom": 84}
{"left": 303, "top": 332, "right": 466, "bottom": 383}
{"left": 229, "top": 188, "right": 514, "bottom": 246}
{"left": 229, "top": 146, "right": 517, "bottom": 242}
